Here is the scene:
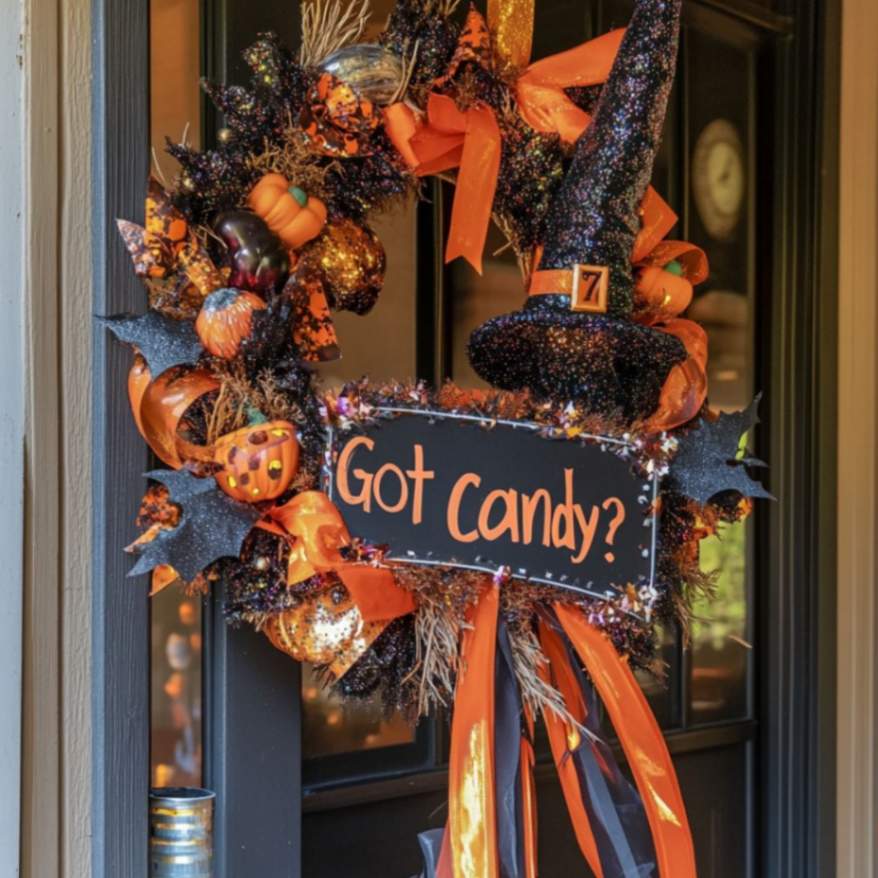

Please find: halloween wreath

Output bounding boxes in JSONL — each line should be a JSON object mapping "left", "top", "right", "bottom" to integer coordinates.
{"left": 105, "top": 0, "right": 771, "bottom": 874}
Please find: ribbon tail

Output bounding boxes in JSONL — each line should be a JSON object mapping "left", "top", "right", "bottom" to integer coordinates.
{"left": 495, "top": 618, "right": 530, "bottom": 878}
{"left": 554, "top": 604, "right": 697, "bottom": 878}
{"left": 540, "top": 615, "right": 658, "bottom": 876}
{"left": 520, "top": 705, "right": 537, "bottom": 878}
{"left": 537, "top": 619, "right": 605, "bottom": 877}
{"left": 448, "top": 581, "right": 500, "bottom": 877}
{"left": 444, "top": 106, "right": 501, "bottom": 274}
{"left": 416, "top": 828, "right": 447, "bottom": 878}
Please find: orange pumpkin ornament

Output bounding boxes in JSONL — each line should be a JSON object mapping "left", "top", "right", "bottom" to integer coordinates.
{"left": 213, "top": 420, "right": 299, "bottom": 502}
{"left": 195, "top": 287, "right": 267, "bottom": 359}
{"left": 247, "top": 174, "right": 327, "bottom": 250}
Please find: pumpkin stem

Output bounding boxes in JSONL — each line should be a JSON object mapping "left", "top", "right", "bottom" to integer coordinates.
{"left": 289, "top": 185, "right": 308, "bottom": 207}
{"left": 246, "top": 405, "right": 269, "bottom": 425}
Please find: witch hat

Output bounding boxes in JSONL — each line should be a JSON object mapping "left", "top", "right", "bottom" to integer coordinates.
{"left": 468, "top": 0, "right": 686, "bottom": 422}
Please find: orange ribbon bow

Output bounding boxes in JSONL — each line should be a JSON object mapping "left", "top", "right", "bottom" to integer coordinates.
{"left": 630, "top": 200, "right": 711, "bottom": 431}
{"left": 405, "top": 93, "right": 502, "bottom": 274}
{"left": 258, "top": 490, "right": 417, "bottom": 623}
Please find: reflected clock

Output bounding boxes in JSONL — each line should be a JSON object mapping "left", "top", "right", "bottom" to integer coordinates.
{"left": 692, "top": 119, "right": 746, "bottom": 241}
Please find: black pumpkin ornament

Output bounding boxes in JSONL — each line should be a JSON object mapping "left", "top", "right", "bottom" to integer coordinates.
{"left": 213, "top": 209, "right": 290, "bottom": 295}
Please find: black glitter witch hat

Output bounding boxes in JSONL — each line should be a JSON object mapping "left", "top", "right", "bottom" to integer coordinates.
{"left": 468, "top": 0, "right": 686, "bottom": 421}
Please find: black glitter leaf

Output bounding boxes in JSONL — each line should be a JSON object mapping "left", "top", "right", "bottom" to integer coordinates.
{"left": 100, "top": 311, "right": 203, "bottom": 378}
{"left": 670, "top": 395, "right": 774, "bottom": 504}
{"left": 128, "top": 469, "right": 262, "bottom": 582}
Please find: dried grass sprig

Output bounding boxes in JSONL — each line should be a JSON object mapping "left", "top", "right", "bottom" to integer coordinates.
{"left": 300, "top": 0, "right": 371, "bottom": 68}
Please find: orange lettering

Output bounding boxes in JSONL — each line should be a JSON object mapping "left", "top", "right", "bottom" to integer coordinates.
{"left": 478, "top": 489, "right": 520, "bottom": 542}
{"left": 521, "top": 489, "right": 552, "bottom": 546}
{"left": 374, "top": 463, "right": 409, "bottom": 513}
{"left": 336, "top": 435, "right": 375, "bottom": 511}
{"left": 405, "top": 444, "right": 435, "bottom": 525}
{"left": 447, "top": 473, "right": 481, "bottom": 543}
{"left": 551, "top": 469, "right": 577, "bottom": 549}
{"left": 571, "top": 504, "right": 599, "bottom": 563}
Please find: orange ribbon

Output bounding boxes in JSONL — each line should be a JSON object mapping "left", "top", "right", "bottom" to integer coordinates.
{"left": 646, "top": 318, "right": 709, "bottom": 432}
{"left": 536, "top": 618, "right": 605, "bottom": 877}
{"left": 630, "top": 229, "right": 710, "bottom": 431}
{"left": 515, "top": 29, "right": 625, "bottom": 144}
{"left": 406, "top": 94, "right": 502, "bottom": 274}
{"left": 130, "top": 358, "right": 218, "bottom": 469}
{"left": 259, "top": 490, "right": 417, "bottom": 623}
{"left": 554, "top": 604, "right": 697, "bottom": 878}
{"left": 384, "top": 27, "right": 682, "bottom": 276}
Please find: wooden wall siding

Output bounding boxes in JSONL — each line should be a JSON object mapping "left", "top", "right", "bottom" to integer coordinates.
{"left": 21, "top": 0, "right": 62, "bottom": 872}
{"left": 0, "top": 0, "right": 25, "bottom": 873}
{"left": 836, "top": 0, "right": 878, "bottom": 874}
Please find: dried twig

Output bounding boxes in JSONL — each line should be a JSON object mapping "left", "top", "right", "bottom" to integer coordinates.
{"left": 300, "top": 0, "right": 371, "bottom": 67}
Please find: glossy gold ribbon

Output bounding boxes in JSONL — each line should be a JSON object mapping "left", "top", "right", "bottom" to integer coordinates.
{"left": 447, "top": 581, "right": 500, "bottom": 878}
{"left": 488, "top": 0, "right": 534, "bottom": 70}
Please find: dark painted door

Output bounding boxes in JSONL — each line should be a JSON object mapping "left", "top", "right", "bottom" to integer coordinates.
{"left": 175, "top": 1, "right": 834, "bottom": 876}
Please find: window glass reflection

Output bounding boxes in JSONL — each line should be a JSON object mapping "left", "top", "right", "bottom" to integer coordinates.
{"left": 302, "top": 664, "right": 415, "bottom": 758}
{"left": 151, "top": 589, "right": 203, "bottom": 787}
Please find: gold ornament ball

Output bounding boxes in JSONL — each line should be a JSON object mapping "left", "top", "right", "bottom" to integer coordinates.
{"left": 303, "top": 219, "right": 385, "bottom": 315}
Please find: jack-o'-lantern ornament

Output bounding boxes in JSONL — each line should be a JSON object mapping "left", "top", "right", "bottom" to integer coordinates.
{"left": 195, "top": 287, "right": 267, "bottom": 359}
{"left": 213, "top": 420, "right": 299, "bottom": 502}
{"left": 299, "top": 219, "right": 385, "bottom": 315}
{"left": 247, "top": 174, "right": 327, "bottom": 250}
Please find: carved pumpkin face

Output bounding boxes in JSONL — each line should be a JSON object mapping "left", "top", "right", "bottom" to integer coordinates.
{"left": 213, "top": 421, "right": 299, "bottom": 502}
{"left": 195, "top": 287, "right": 267, "bottom": 359}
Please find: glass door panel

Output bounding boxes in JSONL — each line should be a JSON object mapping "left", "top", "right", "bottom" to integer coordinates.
{"left": 149, "top": 0, "right": 204, "bottom": 789}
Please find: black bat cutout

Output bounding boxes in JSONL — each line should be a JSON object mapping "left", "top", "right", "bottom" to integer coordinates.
{"left": 99, "top": 311, "right": 203, "bottom": 378}
{"left": 129, "top": 469, "right": 262, "bottom": 582}
{"left": 670, "top": 395, "right": 774, "bottom": 505}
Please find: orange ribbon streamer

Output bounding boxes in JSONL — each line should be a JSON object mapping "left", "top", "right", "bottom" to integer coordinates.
{"left": 407, "top": 94, "right": 502, "bottom": 274}
{"left": 554, "top": 604, "right": 697, "bottom": 878}
{"left": 260, "top": 490, "right": 417, "bottom": 623}
{"left": 536, "top": 619, "right": 605, "bottom": 877}
{"left": 520, "top": 704, "right": 538, "bottom": 878}
{"left": 447, "top": 581, "right": 500, "bottom": 878}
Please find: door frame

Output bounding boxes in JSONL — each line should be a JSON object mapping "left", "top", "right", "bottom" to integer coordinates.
{"left": 85, "top": 2, "right": 844, "bottom": 877}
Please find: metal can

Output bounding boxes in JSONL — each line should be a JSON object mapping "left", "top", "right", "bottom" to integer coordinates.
{"left": 149, "top": 788, "right": 215, "bottom": 877}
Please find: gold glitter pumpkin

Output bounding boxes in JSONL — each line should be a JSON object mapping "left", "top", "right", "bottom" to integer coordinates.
{"left": 264, "top": 585, "right": 385, "bottom": 677}
{"left": 213, "top": 421, "right": 299, "bottom": 503}
{"left": 301, "top": 219, "right": 385, "bottom": 315}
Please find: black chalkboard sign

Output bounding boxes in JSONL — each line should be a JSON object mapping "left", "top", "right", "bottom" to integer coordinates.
{"left": 325, "top": 409, "right": 658, "bottom": 601}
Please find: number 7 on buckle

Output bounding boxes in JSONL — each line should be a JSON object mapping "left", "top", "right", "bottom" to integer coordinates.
{"left": 570, "top": 264, "right": 609, "bottom": 314}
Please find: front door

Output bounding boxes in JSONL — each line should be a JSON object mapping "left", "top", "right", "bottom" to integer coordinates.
{"left": 125, "top": 0, "right": 836, "bottom": 876}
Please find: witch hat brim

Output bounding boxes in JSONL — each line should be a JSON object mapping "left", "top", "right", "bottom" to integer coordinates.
{"left": 468, "top": 297, "right": 686, "bottom": 421}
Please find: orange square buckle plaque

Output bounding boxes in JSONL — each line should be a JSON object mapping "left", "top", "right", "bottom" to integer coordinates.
{"left": 570, "top": 264, "right": 609, "bottom": 313}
